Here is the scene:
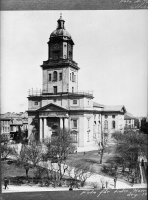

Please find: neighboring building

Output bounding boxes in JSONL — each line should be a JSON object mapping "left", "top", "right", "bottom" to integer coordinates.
{"left": 27, "top": 15, "right": 127, "bottom": 149}
{"left": 0, "top": 115, "right": 11, "bottom": 141}
{"left": 0, "top": 112, "right": 28, "bottom": 141}
{"left": 124, "top": 112, "right": 135, "bottom": 129}
{"left": 102, "top": 105, "right": 126, "bottom": 133}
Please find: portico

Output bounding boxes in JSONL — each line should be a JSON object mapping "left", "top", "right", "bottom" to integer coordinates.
{"left": 37, "top": 103, "right": 69, "bottom": 141}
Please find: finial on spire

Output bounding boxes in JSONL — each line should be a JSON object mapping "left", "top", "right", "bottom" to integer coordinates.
{"left": 57, "top": 14, "right": 65, "bottom": 29}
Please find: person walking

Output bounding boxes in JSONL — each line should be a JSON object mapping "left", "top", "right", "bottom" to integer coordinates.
{"left": 69, "top": 182, "right": 73, "bottom": 191}
{"left": 141, "top": 159, "right": 144, "bottom": 166}
{"left": 114, "top": 176, "right": 117, "bottom": 189}
{"left": 4, "top": 177, "right": 9, "bottom": 190}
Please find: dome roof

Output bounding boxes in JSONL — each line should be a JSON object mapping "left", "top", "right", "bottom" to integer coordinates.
{"left": 50, "top": 29, "right": 71, "bottom": 39}
{"left": 50, "top": 14, "right": 72, "bottom": 39}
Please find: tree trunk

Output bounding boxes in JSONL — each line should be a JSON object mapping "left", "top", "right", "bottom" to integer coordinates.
{"left": 122, "top": 165, "right": 125, "bottom": 175}
{"left": 26, "top": 169, "right": 29, "bottom": 178}
{"left": 100, "top": 149, "right": 104, "bottom": 164}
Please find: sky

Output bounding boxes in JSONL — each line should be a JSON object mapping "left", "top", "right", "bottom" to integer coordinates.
{"left": 1, "top": 11, "right": 148, "bottom": 117}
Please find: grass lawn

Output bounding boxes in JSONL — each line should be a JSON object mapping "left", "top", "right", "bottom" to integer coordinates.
{"left": 1, "top": 143, "right": 137, "bottom": 186}
{"left": 67, "top": 144, "right": 117, "bottom": 174}
{"left": 1, "top": 144, "right": 116, "bottom": 179}
{"left": 1, "top": 159, "right": 35, "bottom": 181}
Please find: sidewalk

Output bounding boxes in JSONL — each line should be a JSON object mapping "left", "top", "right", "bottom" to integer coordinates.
{"left": 2, "top": 181, "right": 147, "bottom": 193}
{"left": 2, "top": 185, "right": 71, "bottom": 193}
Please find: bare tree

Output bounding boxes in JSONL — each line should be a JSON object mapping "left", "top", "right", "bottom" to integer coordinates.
{"left": 1, "top": 143, "right": 14, "bottom": 160}
{"left": 43, "top": 128, "right": 76, "bottom": 186}
{"left": 111, "top": 131, "right": 124, "bottom": 145}
{"left": 72, "top": 159, "right": 93, "bottom": 186}
{"left": 95, "top": 134, "right": 106, "bottom": 164}
{"left": 100, "top": 177, "right": 105, "bottom": 189}
{"left": 113, "top": 129, "right": 148, "bottom": 183}
{"left": 13, "top": 130, "right": 44, "bottom": 179}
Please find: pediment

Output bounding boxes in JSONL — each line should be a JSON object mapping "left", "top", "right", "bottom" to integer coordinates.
{"left": 37, "top": 103, "right": 68, "bottom": 112}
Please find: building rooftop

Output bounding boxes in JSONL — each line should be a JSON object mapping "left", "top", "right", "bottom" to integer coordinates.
{"left": 1, "top": 112, "right": 28, "bottom": 119}
{"left": 124, "top": 112, "right": 135, "bottom": 119}
{"left": 103, "top": 105, "right": 126, "bottom": 113}
{"left": 93, "top": 102, "right": 104, "bottom": 108}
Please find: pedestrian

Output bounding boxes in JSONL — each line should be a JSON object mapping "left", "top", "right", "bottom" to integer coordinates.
{"left": 102, "top": 183, "right": 105, "bottom": 189}
{"left": 69, "top": 183, "right": 73, "bottom": 191}
{"left": 114, "top": 177, "right": 117, "bottom": 189}
{"left": 141, "top": 159, "right": 144, "bottom": 167}
{"left": 4, "top": 177, "right": 9, "bottom": 190}
{"left": 131, "top": 177, "right": 134, "bottom": 186}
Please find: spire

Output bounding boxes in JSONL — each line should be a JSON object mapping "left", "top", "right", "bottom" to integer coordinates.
{"left": 57, "top": 13, "right": 65, "bottom": 29}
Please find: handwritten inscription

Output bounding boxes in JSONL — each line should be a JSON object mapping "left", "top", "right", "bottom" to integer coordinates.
{"left": 119, "top": 0, "right": 148, "bottom": 8}
{"left": 80, "top": 189, "right": 147, "bottom": 199}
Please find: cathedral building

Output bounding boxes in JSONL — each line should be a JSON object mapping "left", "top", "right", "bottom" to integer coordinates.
{"left": 27, "top": 15, "right": 126, "bottom": 149}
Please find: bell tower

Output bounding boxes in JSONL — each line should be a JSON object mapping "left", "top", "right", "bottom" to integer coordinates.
{"left": 41, "top": 14, "right": 79, "bottom": 94}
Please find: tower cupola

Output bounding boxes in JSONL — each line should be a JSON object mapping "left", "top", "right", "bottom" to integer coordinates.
{"left": 50, "top": 14, "right": 73, "bottom": 40}
{"left": 48, "top": 14, "right": 74, "bottom": 61}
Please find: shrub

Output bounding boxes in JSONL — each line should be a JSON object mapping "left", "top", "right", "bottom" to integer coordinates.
{"left": 91, "top": 182, "right": 101, "bottom": 189}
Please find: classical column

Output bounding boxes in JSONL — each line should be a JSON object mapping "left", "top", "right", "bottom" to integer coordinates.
{"left": 44, "top": 118, "right": 47, "bottom": 139}
{"left": 64, "top": 118, "right": 69, "bottom": 129}
{"left": 60, "top": 118, "right": 63, "bottom": 129}
{"left": 39, "top": 118, "right": 43, "bottom": 141}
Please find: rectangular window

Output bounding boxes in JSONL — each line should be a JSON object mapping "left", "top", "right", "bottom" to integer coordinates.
{"left": 34, "top": 101, "right": 38, "bottom": 105}
{"left": 10, "top": 126, "right": 13, "bottom": 131}
{"left": 73, "top": 100, "right": 77, "bottom": 104}
{"left": 53, "top": 86, "right": 57, "bottom": 94}
{"left": 72, "top": 119, "right": 77, "bottom": 128}
{"left": 70, "top": 73, "right": 71, "bottom": 81}
{"left": 59, "top": 73, "right": 62, "bottom": 81}
{"left": 71, "top": 131, "right": 77, "bottom": 143}
{"left": 49, "top": 74, "right": 51, "bottom": 81}
{"left": 72, "top": 72, "right": 74, "bottom": 82}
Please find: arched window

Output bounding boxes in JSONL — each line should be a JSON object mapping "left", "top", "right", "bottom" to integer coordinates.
{"left": 72, "top": 87, "right": 74, "bottom": 93}
{"left": 53, "top": 71, "right": 57, "bottom": 81}
{"left": 112, "top": 120, "right": 115, "bottom": 129}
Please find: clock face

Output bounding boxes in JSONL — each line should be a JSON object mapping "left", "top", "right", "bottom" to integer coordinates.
{"left": 54, "top": 43, "right": 60, "bottom": 50}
